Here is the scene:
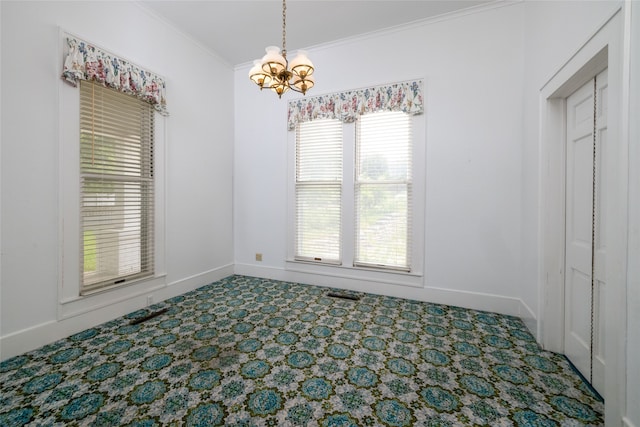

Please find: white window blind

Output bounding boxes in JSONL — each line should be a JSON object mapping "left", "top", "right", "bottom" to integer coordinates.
{"left": 80, "top": 80, "right": 155, "bottom": 294}
{"left": 355, "top": 111, "right": 412, "bottom": 271}
{"left": 295, "top": 119, "right": 342, "bottom": 263}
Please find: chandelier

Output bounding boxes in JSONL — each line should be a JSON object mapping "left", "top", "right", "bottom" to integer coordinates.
{"left": 248, "top": 0, "right": 315, "bottom": 98}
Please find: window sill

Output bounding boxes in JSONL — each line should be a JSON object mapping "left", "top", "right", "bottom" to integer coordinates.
{"left": 285, "top": 259, "right": 424, "bottom": 289}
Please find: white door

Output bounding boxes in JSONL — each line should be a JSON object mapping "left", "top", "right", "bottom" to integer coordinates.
{"left": 564, "top": 69, "right": 607, "bottom": 396}
{"left": 592, "top": 68, "right": 607, "bottom": 395}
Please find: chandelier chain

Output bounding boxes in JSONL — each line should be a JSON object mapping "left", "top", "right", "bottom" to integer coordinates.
{"left": 281, "top": 0, "right": 287, "bottom": 56}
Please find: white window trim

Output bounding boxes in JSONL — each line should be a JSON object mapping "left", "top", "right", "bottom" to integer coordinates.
{"left": 286, "top": 114, "right": 426, "bottom": 288}
{"left": 58, "top": 31, "right": 166, "bottom": 320}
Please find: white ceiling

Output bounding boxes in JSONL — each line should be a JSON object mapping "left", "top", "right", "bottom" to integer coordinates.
{"left": 140, "top": 0, "right": 495, "bottom": 66}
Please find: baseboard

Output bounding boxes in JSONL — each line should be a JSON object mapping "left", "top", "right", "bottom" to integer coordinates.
{"left": 518, "top": 299, "right": 538, "bottom": 340}
{"left": 623, "top": 417, "right": 637, "bottom": 427}
{"left": 0, "top": 264, "right": 234, "bottom": 361}
{"left": 234, "top": 263, "right": 526, "bottom": 318}
{"left": 232, "top": 263, "right": 289, "bottom": 282}
{"left": 1, "top": 263, "right": 538, "bottom": 361}
{"left": 167, "top": 264, "right": 234, "bottom": 289}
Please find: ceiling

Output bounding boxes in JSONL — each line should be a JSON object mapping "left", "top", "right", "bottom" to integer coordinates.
{"left": 140, "top": 0, "right": 495, "bottom": 67}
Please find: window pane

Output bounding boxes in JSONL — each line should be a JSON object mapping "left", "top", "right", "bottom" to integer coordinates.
{"left": 357, "top": 112, "right": 411, "bottom": 182}
{"left": 297, "top": 120, "right": 342, "bottom": 181}
{"left": 80, "top": 81, "right": 154, "bottom": 293}
{"left": 355, "top": 183, "right": 409, "bottom": 268}
{"left": 296, "top": 184, "right": 341, "bottom": 260}
{"left": 355, "top": 111, "right": 411, "bottom": 270}
{"left": 82, "top": 179, "right": 152, "bottom": 285}
{"left": 295, "top": 119, "right": 342, "bottom": 262}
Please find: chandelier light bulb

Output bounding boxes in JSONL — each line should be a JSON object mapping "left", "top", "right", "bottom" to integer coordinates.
{"left": 261, "top": 46, "right": 286, "bottom": 76}
{"left": 249, "top": 59, "right": 271, "bottom": 89}
{"left": 292, "top": 73, "right": 314, "bottom": 94}
{"left": 290, "top": 50, "right": 314, "bottom": 79}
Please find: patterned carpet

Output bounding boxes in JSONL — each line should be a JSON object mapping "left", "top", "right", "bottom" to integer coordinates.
{"left": 0, "top": 275, "right": 603, "bottom": 426}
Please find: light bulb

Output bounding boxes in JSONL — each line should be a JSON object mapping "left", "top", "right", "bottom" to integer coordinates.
{"left": 261, "top": 46, "right": 286, "bottom": 76}
{"left": 290, "top": 50, "right": 314, "bottom": 79}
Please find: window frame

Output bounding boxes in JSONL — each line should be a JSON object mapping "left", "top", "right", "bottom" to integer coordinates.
{"left": 79, "top": 80, "right": 156, "bottom": 294}
{"left": 286, "top": 111, "right": 426, "bottom": 288}
{"left": 58, "top": 35, "right": 166, "bottom": 319}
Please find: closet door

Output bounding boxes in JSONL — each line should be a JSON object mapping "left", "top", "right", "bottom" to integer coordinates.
{"left": 591, "top": 68, "right": 607, "bottom": 395}
{"left": 564, "top": 69, "right": 607, "bottom": 396}
{"left": 565, "top": 77, "right": 595, "bottom": 383}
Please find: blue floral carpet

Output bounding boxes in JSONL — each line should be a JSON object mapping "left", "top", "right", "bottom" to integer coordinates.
{"left": 0, "top": 275, "right": 603, "bottom": 426}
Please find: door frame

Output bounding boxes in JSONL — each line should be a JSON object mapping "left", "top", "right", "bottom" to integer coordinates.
{"left": 539, "top": 9, "right": 626, "bottom": 424}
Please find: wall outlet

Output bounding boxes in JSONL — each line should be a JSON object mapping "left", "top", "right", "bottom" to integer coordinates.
{"left": 147, "top": 295, "right": 153, "bottom": 306}
{"left": 255, "top": 253, "right": 262, "bottom": 262}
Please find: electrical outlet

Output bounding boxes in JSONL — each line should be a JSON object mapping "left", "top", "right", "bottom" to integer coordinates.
{"left": 255, "top": 253, "right": 263, "bottom": 261}
{"left": 147, "top": 295, "right": 153, "bottom": 306}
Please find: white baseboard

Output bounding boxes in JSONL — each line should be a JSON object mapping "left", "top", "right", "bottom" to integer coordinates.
{"left": 234, "top": 263, "right": 529, "bottom": 319}
{"left": 0, "top": 264, "right": 234, "bottom": 361}
{"left": 2, "top": 263, "right": 539, "bottom": 361}
{"left": 518, "top": 299, "right": 538, "bottom": 340}
{"left": 623, "top": 417, "right": 637, "bottom": 427}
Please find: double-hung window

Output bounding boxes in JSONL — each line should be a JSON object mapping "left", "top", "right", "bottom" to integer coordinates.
{"left": 355, "top": 111, "right": 412, "bottom": 271}
{"left": 79, "top": 80, "right": 155, "bottom": 294}
{"left": 295, "top": 119, "right": 343, "bottom": 263}
{"left": 292, "top": 110, "right": 422, "bottom": 276}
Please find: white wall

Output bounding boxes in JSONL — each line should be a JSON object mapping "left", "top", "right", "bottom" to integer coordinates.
{"left": 521, "top": 0, "right": 621, "bottom": 329}
{"left": 521, "top": 3, "right": 630, "bottom": 424}
{"left": 0, "top": 1, "right": 235, "bottom": 359}
{"left": 234, "top": 1, "right": 625, "bottom": 334}
{"left": 235, "top": 4, "right": 529, "bottom": 317}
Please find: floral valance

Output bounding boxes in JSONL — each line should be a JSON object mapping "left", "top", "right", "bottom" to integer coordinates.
{"left": 62, "top": 37, "right": 168, "bottom": 116}
{"left": 287, "top": 80, "right": 423, "bottom": 130}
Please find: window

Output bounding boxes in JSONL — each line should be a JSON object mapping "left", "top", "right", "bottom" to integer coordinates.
{"left": 79, "top": 81, "right": 154, "bottom": 294}
{"left": 295, "top": 119, "right": 343, "bottom": 263}
{"left": 292, "top": 111, "right": 421, "bottom": 275}
{"left": 355, "top": 112, "right": 412, "bottom": 270}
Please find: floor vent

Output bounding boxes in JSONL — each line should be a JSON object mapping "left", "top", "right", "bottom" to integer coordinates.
{"left": 327, "top": 292, "right": 361, "bottom": 301}
{"left": 129, "top": 308, "right": 169, "bottom": 325}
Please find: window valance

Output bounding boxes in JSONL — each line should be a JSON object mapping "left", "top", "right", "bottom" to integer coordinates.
{"left": 62, "top": 37, "right": 168, "bottom": 116}
{"left": 287, "top": 80, "right": 423, "bottom": 130}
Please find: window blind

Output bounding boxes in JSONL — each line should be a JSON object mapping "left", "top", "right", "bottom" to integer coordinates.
{"left": 355, "top": 111, "right": 412, "bottom": 271}
{"left": 295, "top": 119, "right": 342, "bottom": 263}
{"left": 80, "top": 80, "right": 154, "bottom": 293}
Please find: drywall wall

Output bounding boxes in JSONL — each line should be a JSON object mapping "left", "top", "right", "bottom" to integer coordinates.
{"left": 521, "top": 0, "right": 621, "bottom": 336}
{"left": 0, "top": 1, "right": 234, "bottom": 359}
{"left": 234, "top": 3, "right": 528, "bottom": 317}
{"left": 234, "top": 0, "right": 624, "bottom": 332}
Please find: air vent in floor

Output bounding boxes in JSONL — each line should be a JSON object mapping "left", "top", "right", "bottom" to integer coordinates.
{"left": 326, "top": 292, "right": 361, "bottom": 301}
